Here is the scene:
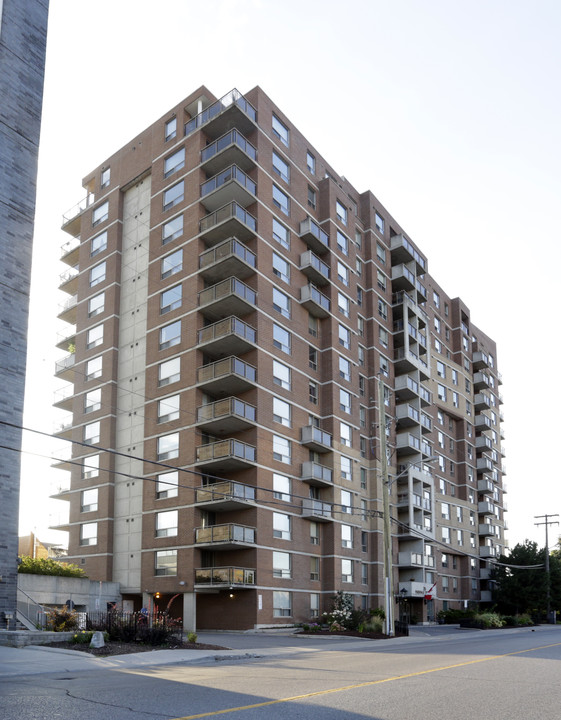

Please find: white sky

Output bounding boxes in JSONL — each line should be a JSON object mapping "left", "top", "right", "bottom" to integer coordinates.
{"left": 20, "top": 0, "right": 561, "bottom": 551}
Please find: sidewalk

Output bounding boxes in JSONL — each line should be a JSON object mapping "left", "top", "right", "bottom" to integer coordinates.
{"left": 0, "top": 626, "right": 466, "bottom": 678}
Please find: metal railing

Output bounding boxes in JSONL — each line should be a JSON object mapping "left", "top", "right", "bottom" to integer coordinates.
{"left": 185, "top": 89, "right": 256, "bottom": 136}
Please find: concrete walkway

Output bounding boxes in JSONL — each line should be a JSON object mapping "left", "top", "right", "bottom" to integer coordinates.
{"left": 0, "top": 625, "right": 468, "bottom": 678}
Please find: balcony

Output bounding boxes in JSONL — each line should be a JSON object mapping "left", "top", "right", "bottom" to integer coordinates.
{"left": 54, "top": 353, "right": 75, "bottom": 381}
{"left": 200, "top": 165, "right": 256, "bottom": 213}
{"left": 396, "top": 403, "right": 420, "bottom": 427}
{"left": 476, "top": 435, "right": 493, "bottom": 452}
{"left": 196, "top": 397, "right": 256, "bottom": 434}
{"left": 474, "top": 413, "right": 492, "bottom": 430}
{"left": 197, "top": 356, "right": 256, "bottom": 397}
{"left": 200, "top": 129, "right": 257, "bottom": 175}
{"left": 391, "top": 263, "right": 416, "bottom": 292}
{"left": 57, "top": 294, "right": 78, "bottom": 324}
{"left": 479, "top": 523, "right": 496, "bottom": 537}
{"left": 59, "top": 266, "right": 79, "bottom": 295}
{"left": 301, "top": 461, "right": 333, "bottom": 487}
{"left": 199, "top": 237, "right": 255, "bottom": 283}
{"left": 301, "top": 425, "right": 332, "bottom": 453}
{"left": 56, "top": 328, "right": 76, "bottom": 351}
{"left": 394, "top": 346, "right": 427, "bottom": 375}
{"left": 60, "top": 236, "right": 81, "bottom": 266}
{"left": 397, "top": 581, "right": 432, "bottom": 599}
{"left": 194, "top": 566, "right": 256, "bottom": 589}
{"left": 478, "top": 501, "right": 495, "bottom": 515}
{"left": 477, "top": 457, "right": 493, "bottom": 473}
{"left": 195, "top": 438, "right": 256, "bottom": 470}
{"left": 300, "top": 284, "right": 330, "bottom": 317}
{"left": 396, "top": 432, "right": 421, "bottom": 456}
{"left": 53, "top": 385, "right": 74, "bottom": 411}
{"left": 473, "top": 372, "right": 491, "bottom": 390}
{"left": 299, "top": 250, "right": 330, "bottom": 285}
{"left": 390, "top": 234, "right": 426, "bottom": 274}
{"left": 185, "top": 89, "right": 257, "bottom": 139}
{"left": 198, "top": 277, "right": 256, "bottom": 321}
{"left": 420, "top": 413, "right": 432, "bottom": 433}
{"left": 397, "top": 552, "right": 424, "bottom": 568}
{"left": 479, "top": 545, "right": 497, "bottom": 559}
{"left": 62, "top": 193, "right": 95, "bottom": 237}
{"left": 474, "top": 393, "right": 491, "bottom": 410}
{"left": 395, "top": 375, "right": 420, "bottom": 401}
{"left": 480, "top": 590, "right": 492, "bottom": 602}
{"left": 473, "top": 350, "right": 490, "bottom": 370}
{"left": 197, "top": 316, "right": 256, "bottom": 358}
{"left": 299, "top": 217, "right": 329, "bottom": 254}
{"left": 477, "top": 478, "right": 494, "bottom": 494}
{"left": 194, "top": 523, "right": 256, "bottom": 549}
{"left": 195, "top": 481, "right": 255, "bottom": 511}
{"left": 200, "top": 201, "right": 256, "bottom": 245}
{"left": 301, "top": 498, "right": 333, "bottom": 522}
{"left": 392, "top": 290, "right": 429, "bottom": 323}
{"left": 54, "top": 415, "right": 73, "bottom": 440}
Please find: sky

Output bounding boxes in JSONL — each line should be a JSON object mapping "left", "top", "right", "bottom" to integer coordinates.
{"left": 20, "top": 0, "right": 561, "bottom": 551}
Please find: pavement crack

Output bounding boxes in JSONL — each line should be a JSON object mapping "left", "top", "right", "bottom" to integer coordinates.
{"left": 64, "top": 688, "right": 170, "bottom": 718}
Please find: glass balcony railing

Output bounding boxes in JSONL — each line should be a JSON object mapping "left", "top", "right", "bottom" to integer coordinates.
{"left": 201, "top": 129, "right": 257, "bottom": 165}
{"left": 200, "top": 201, "right": 256, "bottom": 237}
{"left": 185, "top": 89, "right": 257, "bottom": 137}
{"left": 199, "top": 237, "right": 256, "bottom": 272}
{"left": 195, "top": 523, "right": 256, "bottom": 545}
{"left": 194, "top": 566, "right": 256, "bottom": 586}
{"left": 195, "top": 481, "right": 256, "bottom": 505}
{"left": 197, "top": 316, "right": 256, "bottom": 346}
{"left": 201, "top": 165, "right": 256, "bottom": 199}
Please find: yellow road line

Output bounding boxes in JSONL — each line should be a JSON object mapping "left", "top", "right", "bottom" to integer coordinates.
{"left": 171, "top": 641, "right": 561, "bottom": 720}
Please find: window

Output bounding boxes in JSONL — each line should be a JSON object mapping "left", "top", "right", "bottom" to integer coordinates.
{"left": 309, "top": 381, "right": 318, "bottom": 404}
{"left": 161, "top": 249, "right": 183, "bottom": 279}
{"left": 341, "top": 490, "right": 352, "bottom": 514}
{"left": 337, "top": 230, "right": 348, "bottom": 255}
{"left": 159, "top": 321, "right": 181, "bottom": 350}
{"left": 273, "top": 591, "right": 292, "bottom": 617}
{"left": 437, "top": 361, "right": 446, "bottom": 378}
{"left": 272, "top": 287, "right": 290, "bottom": 319}
{"left": 341, "top": 558, "right": 353, "bottom": 583}
{"left": 309, "top": 346, "right": 318, "bottom": 370}
{"left": 158, "top": 394, "right": 180, "bottom": 423}
{"left": 89, "top": 261, "right": 106, "bottom": 287}
{"left": 441, "top": 502, "right": 450, "bottom": 520}
{"left": 273, "top": 323, "right": 291, "bottom": 354}
{"left": 339, "top": 356, "right": 351, "bottom": 381}
{"left": 86, "top": 356, "right": 102, "bottom": 381}
{"left": 380, "top": 355, "right": 389, "bottom": 377}
{"left": 356, "top": 257, "right": 363, "bottom": 276}
{"left": 342, "top": 524, "right": 353, "bottom": 548}
{"left": 273, "top": 512, "right": 291, "bottom": 539}
{"left": 81, "top": 488, "right": 98, "bottom": 513}
{"left": 442, "top": 576, "right": 449, "bottom": 593}
{"left": 84, "top": 388, "right": 101, "bottom": 414}
{"left": 310, "top": 556, "right": 320, "bottom": 581}
{"left": 340, "top": 422, "right": 352, "bottom": 447}
{"left": 156, "top": 471, "right": 178, "bottom": 499}
{"left": 437, "top": 384, "right": 447, "bottom": 401}
{"left": 160, "top": 284, "right": 182, "bottom": 314}
{"left": 376, "top": 243, "right": 386, "bottom": 264}
{"left": 457, "top": 530, "right": 463, "bottom": 546}
{"left": 272, "top": 359, "right": 291, "bottom": 390}
{"left": 91, "top": 231, "right": 107, "bottom": 257}
{"left": 375, "top": 212, "right": 384, "bottom": 234}
{"left": 442, "top": 553, "right": 449, "bottom": 568}
{"left": 359, "top": 404, "right": 366, "bottom": 426}
{"left": 379, "top": 327, "right": 389, "bottom": 348}
{"left": 360, "top": 436, "right": 367, "bottom": 458}
{"left": 434, "top": 338, "right": 442, "bottom": 353}
{"left": 307, "top": 186, "right": 316, "bottom": 209}
{"left": 273, "top": 473, "right": 291, "bottom": 502}
{"left": 87, "top": 324, "right": 103, "bottom": 349}
{"left": 336, "top": 200, "right": 347, "bottom": 225}
{"left": 158, "top": 357, "right": 180, "bottom": 387}
{"left": 92, "top": 201, "right": 108, "bottom": 226}
{"left": 83, "top": 454, "right": 99, "bottom": 479}
{"left": 308, "top": 314, "right": 318, "bottom": 337}
{"left": 272, "top": 252, "right": 290, "bottom": 283}
{"left": 339, "top": 389, "right": 351, "bottom": 414}
{"left": 452, "top": 369, "right": 458, "bottom": 385}
{"left": 442, "top": 527, "right": 451, "bottom": 544}
{"left": 272, "top": 218, "right": 289, "bottom": 249}
{"left": 273, "top": 397, "right": 291, "bottom": 427}
{"left": 452, "top": 392, "right": 459, "bottom": 408}
{"left": 341, "top": 455, "right": 352, "bottom": 481}
{"left": 273, "top": 435, "right": 291, "bottom": 464}
{"left": 338, "top": 324, "right": 350, "bottom": 349}
{"left": 456, "top": 506, "right": 463, "bottom": 523}
{"left": 272, "top": 115, "right": 289, "bottom": 145}
{"left": 337, "top": 261, "right": 349, "bottom": 286}
{"left": 310, "top": 522, "right": 320, "bottom": 545}
{"left": 162, "top": 215, "right": 183, "bottom": 244}
{"left": 434, "top": 317, "right": 441, "bottom": 333}
{"left": 88, "top": 292, "right": 105, "bottom": 318}
{"left": 100, "top": 167, "right": 110, "bottom": 188}
{"left": 273, "top": 551, "right": 291, "bottom": 578}
{"left": 80, "top": 522, "right": 97, "bottom": 546}
{"left": 306, "top": 151, "right": 315, "bottom": 174}
{"left": 84, "top": 421, "right": 100, "bottom": 445}
{"left": 164, "top": 147, "right": 185, "bottom": 177}
{"left": 272, "top": 151, "right": 290, "bottom": 183}
{"left": 337, "top": 292, "right": 350, "bottom": 318}
{"left": 433, "top": 291, "right": 440, "bottom": 309}
{"left": 156, "top": 510, "right": 178, "bottom": 537}
{"left": 378, "top": 299, "right": 387, "bottom": 320}
{"left": 165, "top": 117, "right": 177, "bottom": 141}
{"left": 155, "top": 549, "right": 177, "bottom": 576}
{"left": 358, "top": 345, "right": 365, "bottom": 367}
{"left": 356, "top": 287, "right": 363, "bottom": 307}
{"left": 273, "top": 185, "right": 289, "bottom": 215}
{"left": 163, "top": 181, "right": 184, "bottom": 211}
{"left": 157, "top": 432, "right": 179, "bottom": 461}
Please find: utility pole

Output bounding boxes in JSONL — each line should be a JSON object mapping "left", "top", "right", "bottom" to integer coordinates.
{"left": 534, "top": 514, "right": 559, "bottom": 622}
{"left": 379, "top": 375, "right": 394, "bottom": 637}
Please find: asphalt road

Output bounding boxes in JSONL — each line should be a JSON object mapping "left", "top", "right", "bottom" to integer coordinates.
{"left": 1, "top": 626, "right": 560, "bottom": 720}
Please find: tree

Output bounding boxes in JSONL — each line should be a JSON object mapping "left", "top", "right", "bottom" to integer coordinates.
{"left": 491, "top": 541, "right": 550, "bottom": 615}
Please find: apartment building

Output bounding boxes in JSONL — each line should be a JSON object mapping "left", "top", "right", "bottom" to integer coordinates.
{"left": 52, "top": 86, "right": 506, "bottom": 630}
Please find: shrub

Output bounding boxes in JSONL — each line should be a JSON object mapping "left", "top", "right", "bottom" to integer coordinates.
{"left": 323, "top": 591, "right": 354, "bottom": 630}
{"left": 187, "top": 631, "right": 197, "bottom": 643}
{"left": 371, "top": 607, "right": 386, "bottom": 620}
{"left": 474, "top": 612, "right": 504, "bottom": 628}
{"left": 18, "top": 556, "right": 86, "bottom": 578}
{"left": 71, "top": 630, "right": 109, "bottom": 644}
{"left": 45, "top": 606, "right": 79, "bottom": 632}
{"left": 358, "top": 617, "right": 383, "bottom": 634}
